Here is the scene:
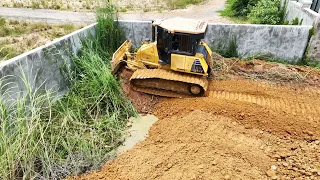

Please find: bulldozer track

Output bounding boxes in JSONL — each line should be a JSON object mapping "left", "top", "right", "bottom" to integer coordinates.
{"left": 254, "top": 82, "right": 320, "bottom": 96}
{"left": 130, "top": 69, "right": 208, "bottom": 98}
{"left": 210, "top": 91, "right": 320, "bottom": 118}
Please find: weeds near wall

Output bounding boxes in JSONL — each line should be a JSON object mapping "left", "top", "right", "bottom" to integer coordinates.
{"left": 213, "top": 37, "right": 238, "bottom": 58}
{"left": 288, "top": 17, "right": 303, "bottom": 25}
{"left": 0, "top": 3, "right": 136, "bottom": 179}
{"left": 298, "top": 26, "right": 320, "bottom": 68}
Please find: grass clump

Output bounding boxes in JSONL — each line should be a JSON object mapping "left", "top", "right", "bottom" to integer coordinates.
{"left": 119, "top": 6, "right": 128, "bottom": 12}
{"left": 212, "top": 38, "right": 238, "bottom": 58}
{"left": 31, "top": 1, "right": 40, "bottom": 9}
{"left": 167, "top": 0, "right": 204, "bottom": 9}
{"left": 290, "top": 17, "right": 303, "bottom": 25}
{"left": 0, "top": 4, "right": 136, "bottom": 179}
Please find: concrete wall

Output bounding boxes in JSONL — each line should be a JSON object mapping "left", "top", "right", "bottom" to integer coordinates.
{"left": 118, "top": 20, "right": 152, "bottom": 48}
{"left": 0, "top": 24, "right": 96, "bottom": 102}
{"left": 118, "top": 21, "right": 312, "bottom": 62}
{"left": 206, "top": 24, "right": 311, "bottom": 62}
{"left": 285, "top": 1, "right": 320, "bottom": 26}
{"left": 308, "top": 18, "right": 320, "bottom": 61}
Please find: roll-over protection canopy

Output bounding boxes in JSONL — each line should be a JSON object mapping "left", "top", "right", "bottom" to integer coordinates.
{"left": 152, "top": 17, "right": 207, "bottom": 34}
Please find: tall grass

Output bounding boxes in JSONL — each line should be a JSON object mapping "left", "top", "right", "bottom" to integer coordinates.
{"left": 0, "top": 4, "right": 136, "bottom": 179}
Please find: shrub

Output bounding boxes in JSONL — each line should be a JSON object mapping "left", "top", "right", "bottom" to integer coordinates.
{"left": 219, "top": 0, "right": 259, "bottom": 18}
{"left": 230, "top": 0, "right": 260, "bottom": 17}
{"left": 248, "top": 0, "right": 284, "bottom": 25}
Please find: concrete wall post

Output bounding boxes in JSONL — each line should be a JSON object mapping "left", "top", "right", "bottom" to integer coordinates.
{"left": 299, "top": 0, "right": 313, "bottom": 8}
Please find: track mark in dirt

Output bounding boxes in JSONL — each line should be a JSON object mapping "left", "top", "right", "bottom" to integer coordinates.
{"left": 210, "top": 90, "right": 320, "bottom": 117}
{"left": 155, "top": 79, "right": 320, "bottom": 139}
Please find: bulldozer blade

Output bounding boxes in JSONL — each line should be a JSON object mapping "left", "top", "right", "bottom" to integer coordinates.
{"left": 111, "top": 40, "right": 132, "bottom": 74}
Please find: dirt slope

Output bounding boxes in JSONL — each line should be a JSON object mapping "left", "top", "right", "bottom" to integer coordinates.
{"left": 73, "top": 76, "right": 320, "bottom": 179}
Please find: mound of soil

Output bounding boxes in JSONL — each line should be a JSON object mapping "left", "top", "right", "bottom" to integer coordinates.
{"left": 74, "top": 78, "right": 320, "bottom": 179}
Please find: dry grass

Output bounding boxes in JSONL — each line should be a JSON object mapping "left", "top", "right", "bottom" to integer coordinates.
{"left": 213, "top": 55, "right": 307, "bottom": 82}
{"left": 0, "top": 0, "right": 102, "bottom": 11}
{"left": 0, "top": 17, "right": 83, "bottom": 61}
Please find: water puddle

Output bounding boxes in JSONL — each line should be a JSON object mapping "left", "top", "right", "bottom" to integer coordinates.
{"left": 117, "top": 114, "right": 158, "bottom": 153}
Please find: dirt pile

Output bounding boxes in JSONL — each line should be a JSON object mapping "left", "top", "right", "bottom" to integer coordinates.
{"left": 74, "top": 77, "right": 320, "bottom": 179}
{"left": 75, "top": 110, "right": 276, "bottom": 179}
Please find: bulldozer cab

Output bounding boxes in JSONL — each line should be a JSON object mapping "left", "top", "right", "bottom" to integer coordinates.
{"left": 152, "top": 18, "right": 207, "bottom": 65}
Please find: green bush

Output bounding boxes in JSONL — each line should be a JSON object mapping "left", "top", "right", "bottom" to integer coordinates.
{"left": 219, "top": 0, "right": 259, "bottom": 18}
{"left": 231, "top": 0, "right": 260, "bottom": 17}
{"left": 248, "top": 0, "right": 284, "bottom": 25}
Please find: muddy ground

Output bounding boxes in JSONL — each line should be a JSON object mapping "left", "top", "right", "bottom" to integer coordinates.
{"left": 74, "top": 57, "right": 320, "bottom": 179}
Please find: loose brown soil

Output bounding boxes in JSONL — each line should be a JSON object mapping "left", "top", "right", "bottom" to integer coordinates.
{"left": 73, "top": 59, "right": 320, "bottom": 180}
{"left": 119, "top": 67, "right": 160, "bottom": 114}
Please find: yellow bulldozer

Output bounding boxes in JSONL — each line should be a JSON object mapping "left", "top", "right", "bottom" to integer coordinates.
{"left": 111, "top": 17, "right": 214, "bottom": 98}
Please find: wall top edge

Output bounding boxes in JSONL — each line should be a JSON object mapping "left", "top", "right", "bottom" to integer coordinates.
{"left": 0, "top": 23, "right": 97, "bottom": 68}
{"left": 118, "top": 20, "right": 153, "bottom": 23}
{"left": 207, "top": 23, "right": 313, "bottom": 28}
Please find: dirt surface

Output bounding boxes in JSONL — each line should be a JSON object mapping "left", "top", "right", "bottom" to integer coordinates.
{"left": 73, "top": 59, "right": 320, "bottom": 180}
{"left": 119, "top": 0, "right": 232, "bottom": 23}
